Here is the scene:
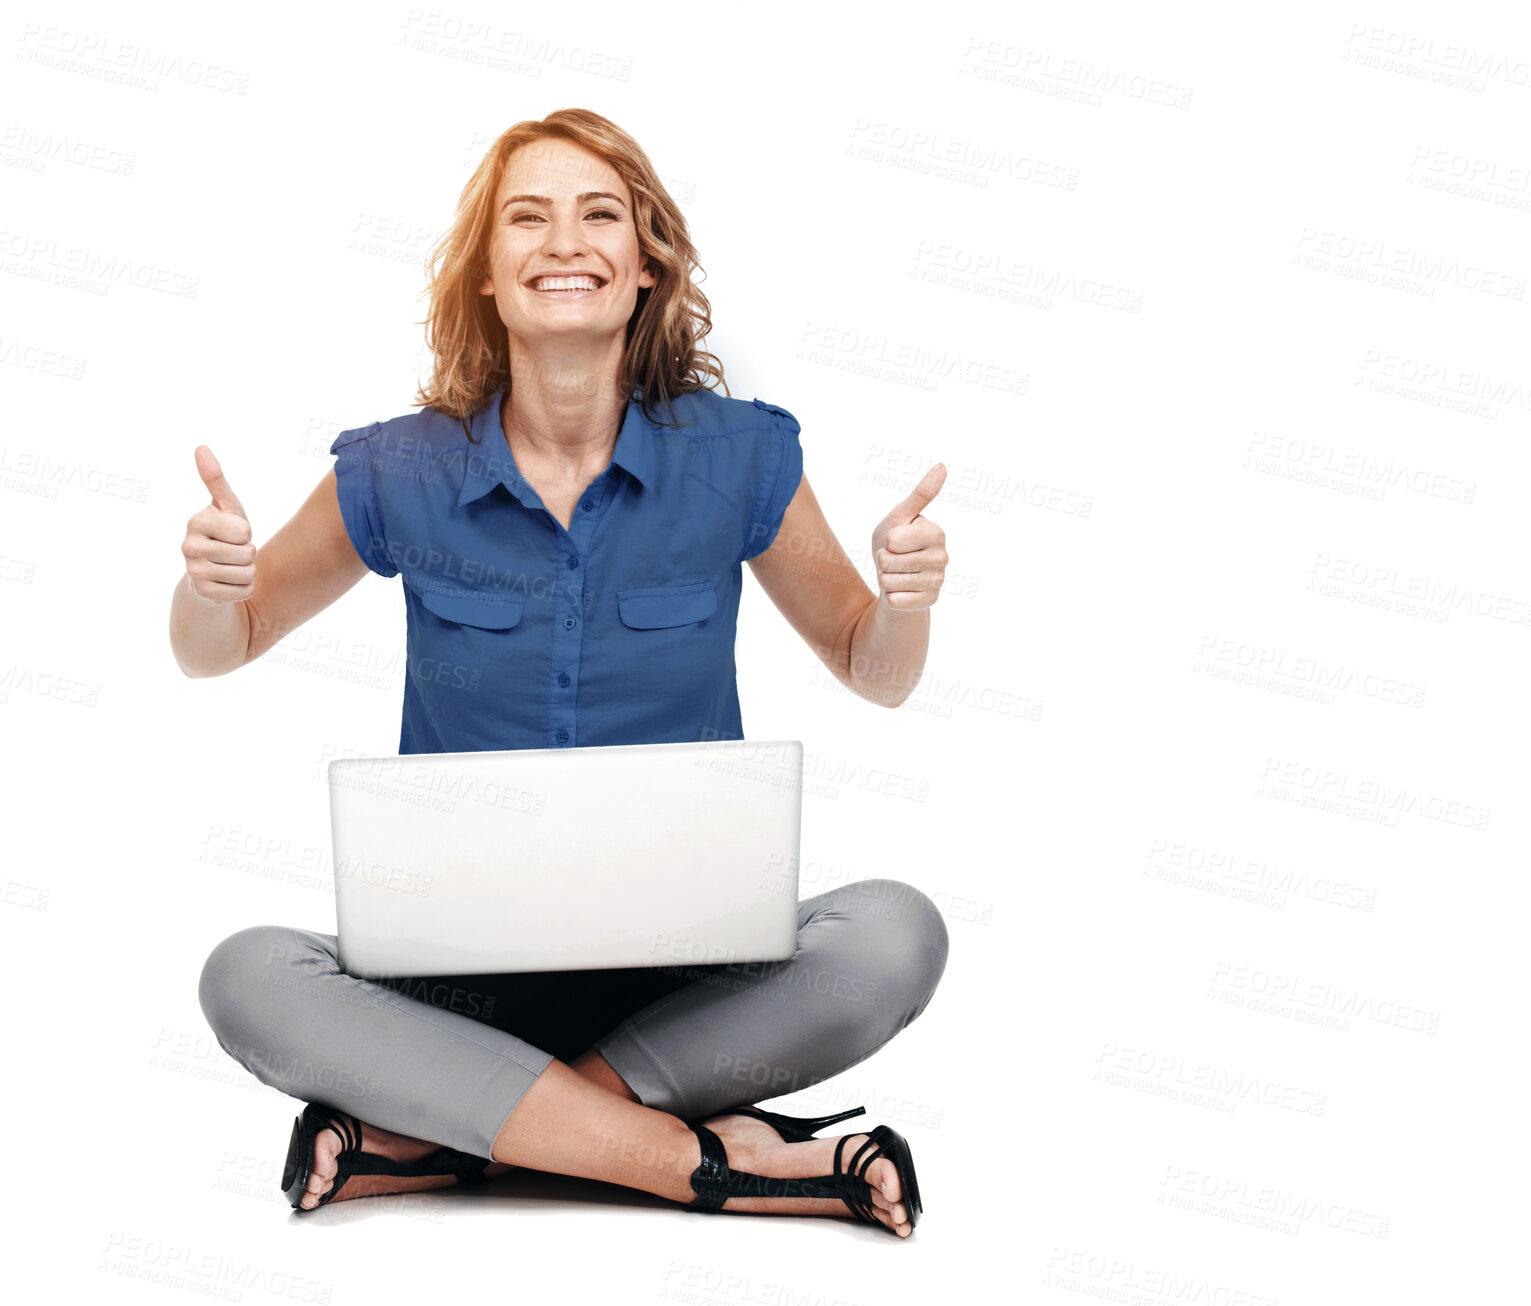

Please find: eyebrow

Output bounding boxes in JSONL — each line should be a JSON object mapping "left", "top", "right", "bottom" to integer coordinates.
{"left": 501, "top": 191, "right": 626, "bottom": 212}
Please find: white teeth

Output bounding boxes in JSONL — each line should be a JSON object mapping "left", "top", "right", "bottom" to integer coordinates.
{"left": 532, "top": 276, "right": 601, "bottom": 291}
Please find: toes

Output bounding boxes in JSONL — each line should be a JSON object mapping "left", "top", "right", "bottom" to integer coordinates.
{"left": 868, "top": 1188, "right": 907, "bottom": 1227}
{"left": 861, "top": 1156, "right": 910, "bottom": 1232}
{"left": 871, "top": 1192, "right": 906, "bottom": 1226}
{"left": 868, "top": 1156, "right": 901, "bottom": 1205}
{"left": 300, "top": 1129, "right": 341, "bottom": 1208}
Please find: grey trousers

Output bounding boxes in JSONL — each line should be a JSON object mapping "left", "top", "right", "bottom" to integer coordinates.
{"left": 197, "top": 877, "right": 949, "bottom": 1160}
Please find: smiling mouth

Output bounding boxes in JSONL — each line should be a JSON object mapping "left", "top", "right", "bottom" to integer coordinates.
{"left": 527, "top": 274, "right": 606, "bottom": 295}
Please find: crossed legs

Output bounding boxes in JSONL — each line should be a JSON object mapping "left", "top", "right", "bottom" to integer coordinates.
{"left": 199, "top": 878, "right": 949, "bottom": 1233}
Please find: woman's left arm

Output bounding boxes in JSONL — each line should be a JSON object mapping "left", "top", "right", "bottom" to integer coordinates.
{"left": 747, "top": 463, "right": 948, "bottom": 708}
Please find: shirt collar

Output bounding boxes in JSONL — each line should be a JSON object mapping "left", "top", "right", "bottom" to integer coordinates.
{"left": 456, "top": 385, "right": 659, "bottom": 509}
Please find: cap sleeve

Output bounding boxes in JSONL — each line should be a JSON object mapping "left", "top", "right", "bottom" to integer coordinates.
{"left": 329, "top": 422, "right": 400, "bottom": 579}
{"left": 739, "top": 399, "right": 804, "bottom": 562}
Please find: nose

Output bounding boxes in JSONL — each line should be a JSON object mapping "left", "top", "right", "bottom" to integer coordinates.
{"left": 538, "top": 207, "right": 593, "bottom": 264}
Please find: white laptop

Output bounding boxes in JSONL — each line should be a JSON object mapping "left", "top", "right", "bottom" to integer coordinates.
{"left": 328, "top": 738, "right": 803, "bottom": 978}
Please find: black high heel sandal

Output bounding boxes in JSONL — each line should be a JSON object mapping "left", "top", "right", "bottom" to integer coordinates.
{"left": 686, "top": 1118, "right": 923, "bottom": 1234}
{"left": 281, "top": 1102, "right": 493, "bottom": 1212}
{"left": 721, "top": 1103, "right": 868, "bottom": 1143}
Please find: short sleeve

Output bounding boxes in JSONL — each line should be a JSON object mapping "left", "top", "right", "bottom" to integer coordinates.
{"left": 329, "top": 423, "right": 400, "bottom": 579}
{"left": 739, "top": 399, "right": 804, "bottom": 562}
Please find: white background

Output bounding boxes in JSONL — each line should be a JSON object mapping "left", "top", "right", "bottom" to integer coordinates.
{"left": 3, "top": 0, "right": 1527, "bottom": 1301}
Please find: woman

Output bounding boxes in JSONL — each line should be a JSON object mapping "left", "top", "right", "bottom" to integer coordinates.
{"left": 175, "top": 110, "right": 951, "bottom": 1238}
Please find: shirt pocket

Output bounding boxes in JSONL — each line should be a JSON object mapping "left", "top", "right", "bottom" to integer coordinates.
{"left": 419, "top": 588, "right": 526, "bottom": 628}
{"left": 615, "top": 580, "right": 717, "bottom": 629}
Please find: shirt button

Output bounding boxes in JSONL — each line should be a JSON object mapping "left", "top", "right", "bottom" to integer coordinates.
{"left": 581, "top": 499, "right": 593, "bottom": 511}
{"left": 556, "top": 729, "right": 569, "bottom": 743}
{"left": 566, "top": 556, "right": 579, "bottom": 569}
{"left": 558, "top": 672, "right": 570, "bottom": 687}
{"left": 563, "top": 616, "right": 575, "bottom": 629}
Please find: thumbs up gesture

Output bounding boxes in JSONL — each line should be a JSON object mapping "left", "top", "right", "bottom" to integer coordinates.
{"left": 181, "top": 446, "right": 257, "bottom": 603}
{"left": 870, "top": 463, "right": 948, "bottom": 611}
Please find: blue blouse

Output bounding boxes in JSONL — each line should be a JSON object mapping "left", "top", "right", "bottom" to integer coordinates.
{"left": 328, "top": 384, "right": 804, "bottom": 755}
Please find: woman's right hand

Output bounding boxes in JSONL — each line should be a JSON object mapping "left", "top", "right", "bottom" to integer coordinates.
{"left": 182, "top": 446, "right": 257, "bottom": 603}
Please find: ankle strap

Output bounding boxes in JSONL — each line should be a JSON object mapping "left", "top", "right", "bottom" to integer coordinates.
{"left": 688, "top": 1123, "right": 729, "bottom": 1210}
{"left": 688, "top": 1122, "right": 844, "bottom": 1208}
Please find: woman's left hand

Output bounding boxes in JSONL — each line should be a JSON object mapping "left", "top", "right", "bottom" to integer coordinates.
{"left": 871, "top": 463, "right": 948, "bottom": 611}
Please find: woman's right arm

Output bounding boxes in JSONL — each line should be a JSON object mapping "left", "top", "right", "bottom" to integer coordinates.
{"left": 170, "top": 445, "right": 370, "bottom": 678}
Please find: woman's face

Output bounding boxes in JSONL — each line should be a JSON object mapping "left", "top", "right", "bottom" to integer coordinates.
{"left": 479, "top": 138, "right": 656, "bottom": 354}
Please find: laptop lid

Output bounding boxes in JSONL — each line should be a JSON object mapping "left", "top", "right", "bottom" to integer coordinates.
{"left": 329, "top": 738, "right": 802, "bottom": 978}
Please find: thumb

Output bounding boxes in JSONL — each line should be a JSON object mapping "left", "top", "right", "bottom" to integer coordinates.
{"left": 885, "top": 462, "right": 946, "bottom": 526}
{"left": 195, "top": 445, "right": 246, "bottom": 517}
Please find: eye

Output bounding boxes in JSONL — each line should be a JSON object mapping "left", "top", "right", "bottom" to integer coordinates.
{"left": 507, "top": 208, "right": 619, "bottom": 224}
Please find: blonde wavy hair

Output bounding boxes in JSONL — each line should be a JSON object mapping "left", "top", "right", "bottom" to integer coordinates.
{"left": 412, "top": 109, "right": 728, "bottom": 438}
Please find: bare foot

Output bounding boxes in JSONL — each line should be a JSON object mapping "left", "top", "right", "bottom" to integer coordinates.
{"left": 696, "top": 1111, "right": 913, "bottom": 1237}
{"left": 298, "top": 1118, "right": 513, "bottom": 1210}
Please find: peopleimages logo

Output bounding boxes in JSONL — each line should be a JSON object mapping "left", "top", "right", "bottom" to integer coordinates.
{"left": 1256, "top": 756, "right": 1490, "bottom": 831}
{"left": 1306, "top": 554, "right": 1531, "bottom": 627}
{"left": 1341, "top": 23, "right": 1531, "bottom": 88}
{"left": 1194, "top": 634, "right": 1427, "bottom": 708}
{"left": 1293, "top": 228, "right": 1526, "bottom": 298}
{"left": 1209, "top": 961, "right": 1442, "bottom": 1034}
